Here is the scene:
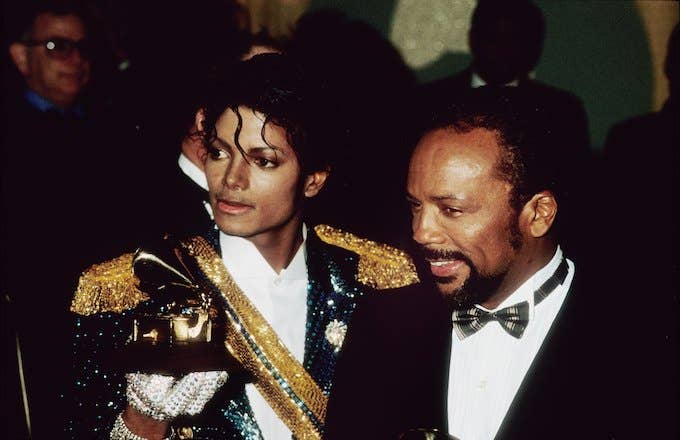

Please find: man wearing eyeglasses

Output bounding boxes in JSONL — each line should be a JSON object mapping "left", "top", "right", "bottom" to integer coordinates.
{"left": 8, "top": 6, "right": 90, "bottom": 112}
{"left": 2, "top": 3, "right": 100, "bottom": 438}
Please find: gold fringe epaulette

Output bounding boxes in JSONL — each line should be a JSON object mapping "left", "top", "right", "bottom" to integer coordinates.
{"left": 70, "top": 253, "right": 148, "bottom": 316}
{"left": 314, "top": 224, "right": 419, "bottom": 289}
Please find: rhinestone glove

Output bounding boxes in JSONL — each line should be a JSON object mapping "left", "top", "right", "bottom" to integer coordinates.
{"left": 125, "top": 371, "right": 229, "bottom": 421}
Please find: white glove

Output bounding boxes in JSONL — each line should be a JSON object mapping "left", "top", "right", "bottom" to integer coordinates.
{"left": 125, "top": 371, "right": 229, "bottom": 421}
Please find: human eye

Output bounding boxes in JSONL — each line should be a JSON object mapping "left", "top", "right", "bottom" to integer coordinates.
{"left": 249, "top": 153, "right": 278, "bottom": 169}
{"left": 406, "top": 197, "right": 422, "bottom": 213}
{"left": 441, "top": 205, "right": 463, "bottom": 217}
{"left": 207, "top": 145, "right": 229, "bottom": 160}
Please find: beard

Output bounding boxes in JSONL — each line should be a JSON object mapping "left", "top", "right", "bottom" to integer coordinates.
{"left": 418, "top": 247, "right": 506, "bottom": 310}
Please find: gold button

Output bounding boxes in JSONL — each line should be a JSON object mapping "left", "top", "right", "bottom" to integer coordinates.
{"left": 177, "top": 426, "right": 194, "bottom": 439}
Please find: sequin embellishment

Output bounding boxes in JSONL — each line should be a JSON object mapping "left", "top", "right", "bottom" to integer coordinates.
{"left": 71, "top": 253, "right": 148, "bottom": 315}
{"left": 313, "top": 224, "right": 419, "bottom": 289}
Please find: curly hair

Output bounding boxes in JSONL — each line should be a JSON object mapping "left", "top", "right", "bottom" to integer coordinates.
{"left": 199, "top": 53, "right": 330, "bottom": 176}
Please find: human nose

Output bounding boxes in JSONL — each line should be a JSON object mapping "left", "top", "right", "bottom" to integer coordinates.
{"left": 412, "top": 207, "right": 446, "bottom": 246}
{"left": 223, "top": 156, "right": 249, "bottom": 190}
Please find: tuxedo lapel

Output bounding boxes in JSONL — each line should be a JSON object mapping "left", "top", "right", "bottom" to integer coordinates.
{"left": 493, "top": 271, "right": 605, "bottom": 439}
{"left": 494, "top": 290, "right": 574, "bottom": 438}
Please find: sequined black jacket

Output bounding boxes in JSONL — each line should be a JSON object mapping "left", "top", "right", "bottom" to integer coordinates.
{"left": 65, "top": 225, "right": 418, "bottom": 439}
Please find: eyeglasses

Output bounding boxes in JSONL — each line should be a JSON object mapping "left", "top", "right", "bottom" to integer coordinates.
{"left": 24, "top": 37, "right": 91, "bottom": 60}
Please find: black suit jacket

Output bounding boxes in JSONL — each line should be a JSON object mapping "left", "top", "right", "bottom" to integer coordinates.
{"left": 126, "top": 155, "right": 215, "bottom": 246}
{"left": 157, "top": 162, "right": 214, "bottom": 238}
{"left": 601, "top": 99, "right": 679, "bottom": 439}
{"left": 325, "top": 281, "right": 451, "bottom": 440}
{"left": 325, "top": 263, "right": 621, "bottom": 440}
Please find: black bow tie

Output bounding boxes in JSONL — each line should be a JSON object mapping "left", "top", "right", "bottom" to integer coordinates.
{"left": 451, "top": 258, "right": 569, "bottom": 339}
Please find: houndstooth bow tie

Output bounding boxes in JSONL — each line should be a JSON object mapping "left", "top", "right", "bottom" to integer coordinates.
{"left": 451, "top": 258, "right": 569, "bottom": 340}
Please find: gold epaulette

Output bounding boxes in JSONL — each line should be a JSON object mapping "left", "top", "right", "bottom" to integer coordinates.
{"left": 314, "top": 224, "right": 419, "bottom": 290}
{"left": 70, "top": 253, "right": 148, "bottom": 316}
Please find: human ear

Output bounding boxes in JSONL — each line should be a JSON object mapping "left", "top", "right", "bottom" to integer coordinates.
{"left": 9, "top": 43, "right": 29, "bottom": 76}
{"left": 522, "top": 191, "right": 557, "bottom": 238}
{"left": 194, "top": 109, "right": 206, "bottom": 133}
{"left": 303, "top": 169, "right": 329, "bottom": 198}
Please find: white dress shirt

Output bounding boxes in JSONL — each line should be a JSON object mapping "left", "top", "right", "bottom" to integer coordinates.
{"left": 471, "top": 72, "right": 520, "bottom": 88}
{"left": 219, "top": 229, "right": 309, "bottom": 440}
{"left": 447, "top": 247, "right": 574, "bottom": 440}
{"left": 178, "top": 153, "right": 213, "bottom": 218}
{"left": 178, "top": 153, "right": 208, "bottom": 190}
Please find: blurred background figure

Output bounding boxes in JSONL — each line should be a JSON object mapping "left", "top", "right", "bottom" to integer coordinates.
{"left": 601, "top": 23, "right": 678, "bottom": 439}
{"left": 0, "top": 2, "right": 247, "bottom": 437}
{"left": 7, "top": 3, "right": 90, "bottom": 111}
{"left": 421, "top": 0, "right": 592, "bottom": 260}
{"left": 97, "top": 0, "right": 247, "bottom": 174}
{"left": 240, "top": 28, "right": 284, "bottom": 60}
{"left": 288, "top": 9, "right": 418, "bottom": 245}
{"left": 1, "top": 2, "right": 109, "bottom": 438}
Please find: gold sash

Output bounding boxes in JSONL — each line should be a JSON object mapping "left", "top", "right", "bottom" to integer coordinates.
{"left": 182, "top": 236, "right": 326, "bottom": 440}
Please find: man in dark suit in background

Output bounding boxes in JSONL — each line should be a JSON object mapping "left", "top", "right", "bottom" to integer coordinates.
{"left": 325, "top": 89, "right": 617, "bottom": 440}
{"left": 601, "top": 23, "right": 679, "bottom": 439}
{"left": 421, "top": 0, "right": 591, "bottom": 260}
{"left": 1, "top": 3, "right": 149, "bottom": 436}
{"left": 2, "top": 3, "right": 99, "bottom": 437}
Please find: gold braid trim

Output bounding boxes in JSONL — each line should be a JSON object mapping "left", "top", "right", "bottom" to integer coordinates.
{"left": 313, "top": 224, "right": 419, "bottom": 289}
{"left": 70, "top": 253, "right": 148, "bottom": 316}
{"left": 183, "top": 237, "right": 325, "bottom": 440}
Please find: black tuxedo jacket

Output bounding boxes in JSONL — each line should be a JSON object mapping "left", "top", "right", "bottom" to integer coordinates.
{"left": 325, "top": 265, "right": 622, "bottom": 440}
{"left": 157, "top": 163, "right": 214, "bottom": 238}
{"left": 130, "top": 158, "right": 215, "bottom": 244}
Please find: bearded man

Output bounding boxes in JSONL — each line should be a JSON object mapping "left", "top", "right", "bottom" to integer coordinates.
{"left": 325, "top": 89, "right": 618, "bottom": 440}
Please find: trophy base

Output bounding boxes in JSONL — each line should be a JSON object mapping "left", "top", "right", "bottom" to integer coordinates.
{"left": 111, "top": 342, "right": 252, "bottom": 380}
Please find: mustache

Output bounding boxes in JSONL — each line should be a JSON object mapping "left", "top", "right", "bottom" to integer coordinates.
{"left": 418, "top": 246, "right": 473, "bottom": 266}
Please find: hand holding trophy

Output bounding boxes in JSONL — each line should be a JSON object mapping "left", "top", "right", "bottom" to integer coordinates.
{"left": 110, "top": 242, "right": 248, "bottom": 439}
{"left": 125, "top": 371, "right": 229, "bottom": 421}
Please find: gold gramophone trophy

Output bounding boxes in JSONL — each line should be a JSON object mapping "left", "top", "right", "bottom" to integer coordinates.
{"left": 114, "top": 244, "right": 248, "bottom": 379}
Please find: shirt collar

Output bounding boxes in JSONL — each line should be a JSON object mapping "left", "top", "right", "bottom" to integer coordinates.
{"left": 483, "top": 246, "right": 564, "bottom": 313}
{"left": 471, "top": 72, "right": 520, "bottom": 88}
{"left": 24, "top": 89, "right": 84, "bottom": 117}
{"left": 219, "top": 225, "right": 308, "bottom": 281}
{"left": 178, "top": 153, "right": 208, "bottom": 190}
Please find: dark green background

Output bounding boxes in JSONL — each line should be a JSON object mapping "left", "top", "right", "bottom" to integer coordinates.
{"left": 310, "top": 0, "right": 654, "bottom": 150}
